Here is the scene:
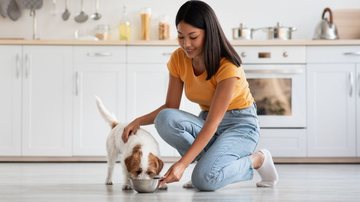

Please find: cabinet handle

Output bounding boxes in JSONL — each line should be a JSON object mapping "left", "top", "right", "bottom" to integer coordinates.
{"left": 16, "top": 54, "right": 21, "bottom": 79}
{"left": 25, "top": 54, "right": 30, "bottom": 78}
{"left": 162, "top": 52, "right": 172, "bottom": 56}
{"left": 349, "top": 72, "right": 354, "bottom": 97}
{"left": 75, "top": 71, "right": 80, "bottom": 96}
{"left": 358, "top": 73, "right": 360, "bottom": 97}
{"left": 86, "top": 52, "right": 112, "bottom": 57}
{"left": 343, "top": 52, "right": 360, "bottom": 56}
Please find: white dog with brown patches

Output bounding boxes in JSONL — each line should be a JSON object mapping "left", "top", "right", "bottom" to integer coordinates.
{"left": 95, "top": 96, "right": 165, "bottom": 190}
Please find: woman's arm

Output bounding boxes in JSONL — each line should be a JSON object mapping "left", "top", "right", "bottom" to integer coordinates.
{"left": 122, "top": 74, "right": 183, "bottom": 142}
{"left": 160, "top": 77, "right": 238, "bottom": 185}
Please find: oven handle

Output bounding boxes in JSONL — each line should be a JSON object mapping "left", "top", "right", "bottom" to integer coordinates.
{"left": 244, "top": 68, "right": 304, "bottom": 75}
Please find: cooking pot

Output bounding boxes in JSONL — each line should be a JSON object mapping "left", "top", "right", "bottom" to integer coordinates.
{"left": 262, "top": 22, "right": 296, "bottom": 40}
{"left": 313, "top": 7, "right": 339, "bottom": 40}
{"left": 232, "top": 23, "right": 257, "bottom": 40}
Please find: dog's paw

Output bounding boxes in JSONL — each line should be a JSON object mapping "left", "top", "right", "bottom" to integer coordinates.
{"left": 158, "top": 183, "right": 168, "bottom": 190}
{"left": 182, "top": 180, "right": 195, "bottom": 189}
{"left": 105, "top": 179, "right": 113, "bottom": 185}
{"left": 122, "top": 184, "right": 133, "bottom": 190}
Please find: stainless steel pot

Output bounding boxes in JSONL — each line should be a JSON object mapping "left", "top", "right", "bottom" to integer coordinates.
{"left": 262, "top": 22, "right": 296, "bottom": 40}
{"left": 232, "top": 24, "right": 256, "bottom": 40}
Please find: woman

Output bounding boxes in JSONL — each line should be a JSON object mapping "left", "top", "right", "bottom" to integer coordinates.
{"left": 122, "top": 0, "right": 278, "bottom": 191}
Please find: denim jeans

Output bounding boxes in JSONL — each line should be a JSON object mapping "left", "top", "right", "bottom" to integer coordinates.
{"left": 154, "top": 104, "right": 260, "bottom": 191}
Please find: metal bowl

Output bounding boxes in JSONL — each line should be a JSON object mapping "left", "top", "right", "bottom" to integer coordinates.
{"left": 130, "top": 177, "right": 160, "bottom": 193}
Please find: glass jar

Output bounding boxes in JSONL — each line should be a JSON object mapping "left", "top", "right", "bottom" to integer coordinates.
{"left": 140, "top": 7, "right": 151, "bottom": 40}
{"left": 159, "top": 15, "right": 170, "bottom": 40}
{"left": 95, "top": 24, "right": 110, "bottom": 40}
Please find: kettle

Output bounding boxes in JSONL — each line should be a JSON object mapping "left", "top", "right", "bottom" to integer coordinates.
{"left": 313, "top": 7, "right": 339, "bottom": 40}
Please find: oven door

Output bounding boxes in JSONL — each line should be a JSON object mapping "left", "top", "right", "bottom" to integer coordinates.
{"left": 244, "top": 64, "right": 306, "bottom": 128}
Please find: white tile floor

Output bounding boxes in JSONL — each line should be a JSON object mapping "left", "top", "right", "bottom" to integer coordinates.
{"left": 0, "top": 163, "right": 359, "bottom": 202}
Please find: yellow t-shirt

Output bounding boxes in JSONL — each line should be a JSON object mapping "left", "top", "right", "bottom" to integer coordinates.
{"left": 167, "top": 48, "right": 254, "bottom": 111}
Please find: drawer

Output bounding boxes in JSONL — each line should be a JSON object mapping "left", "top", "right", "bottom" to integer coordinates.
{"left": 127, "top": 46, "right": 178, "bottom": 64}
{"left": 257, "top": 129, "right": 307, "bottom": 157}
{"left": 307, "top": 46, "right": 360, "bottom": 63}
{"left": 74, "top": 46, "right": 126, "bottom": 63}
{"left": 234, "top": 46, "right": 306, "bottom": 64}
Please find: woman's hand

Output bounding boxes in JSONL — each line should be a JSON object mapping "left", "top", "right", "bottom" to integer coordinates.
{"left": 159, "top": 160, "right": 187, "bottom": 187}
{"left": 122, "top": 119, "right": 141, "bottom": 143}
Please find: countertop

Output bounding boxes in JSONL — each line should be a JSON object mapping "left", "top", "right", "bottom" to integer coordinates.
{"left": 1, "top": 39, "right": 360, "bottom": 46}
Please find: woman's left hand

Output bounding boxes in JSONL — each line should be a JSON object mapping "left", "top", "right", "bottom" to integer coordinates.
{"left": 159, "top": 160, "right": 187, "bottom": 187}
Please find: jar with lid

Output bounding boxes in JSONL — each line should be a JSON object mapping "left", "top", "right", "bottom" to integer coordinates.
{"left": 119, "top": 6, "right": 131, "bottom": 41}
{"left": 95, "top": 24, "right": 110, "bottom": 40}
{"left": 158, "top": 15, "right": 170, "bottom": 40}
{"left": 140, "top": 7, "right": 151, "bottom": 40}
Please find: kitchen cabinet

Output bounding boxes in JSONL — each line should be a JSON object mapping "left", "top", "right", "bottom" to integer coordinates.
{"left": 126, "top": 46, "right": 177, "bottom": 157}
{"left": 22, "top": 46, "right": 73, "bottom": 156}
{"left": 307, "top": 46, "right": 359, "bottom": 157}
{"left": 0, "top": 45, "right": 73, "bottom": 156}
{"left": 0, "top": 46, "right": 22, "bottom": 155}
{"left": 73, "top": 46, "right": 126, "bottom": 156}
{"left": 127, "top": 46, "right": 200, "bottom": 157}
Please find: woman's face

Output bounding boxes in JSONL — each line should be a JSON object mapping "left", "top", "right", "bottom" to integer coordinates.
{"left": 177, "top": 21, "right": 205, "bottom": 60}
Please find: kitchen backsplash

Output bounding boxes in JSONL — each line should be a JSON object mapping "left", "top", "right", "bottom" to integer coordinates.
{"left": 0, "top": 0, "right": 359, "bottom": 40}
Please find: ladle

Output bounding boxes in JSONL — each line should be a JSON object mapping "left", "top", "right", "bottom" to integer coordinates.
{"left": 61, "top": 0, "right": 70, "bottom": 21}
{"left": 74, "top": 0, "right": 88, "bottom": 23}
{"left": 91, "top": 0, "right": 101, "bottom": 20}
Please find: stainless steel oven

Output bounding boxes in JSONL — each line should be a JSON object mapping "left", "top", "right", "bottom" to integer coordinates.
{"left": 235, "top": 46, "right": 306, "bottom": 128}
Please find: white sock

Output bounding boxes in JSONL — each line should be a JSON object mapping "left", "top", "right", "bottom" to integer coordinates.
{"left": 255, "top": 149, "right": 279, "bottom": 187}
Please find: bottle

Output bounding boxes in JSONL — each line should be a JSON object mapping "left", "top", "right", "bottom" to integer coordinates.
{"left": 119, "top": 6, "right": 131, "bottom": 41}
{"left": 140, "top": 7, "right": 151, "bottom": 40}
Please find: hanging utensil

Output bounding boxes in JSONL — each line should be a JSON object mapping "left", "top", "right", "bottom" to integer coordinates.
{"left": 91, "top": 0, "right": 101, "bottom": 20}
{"left": 0, "top": 0, "right": 11, "bottom": 18}
{"left": 61, "top": 0, "right": 70, "bottom": 21}
{"left": 7, "top": 0, "right": 21, "bottom": 21}
{"left": 74, "top": 0, "right": 88, "bottom": 23}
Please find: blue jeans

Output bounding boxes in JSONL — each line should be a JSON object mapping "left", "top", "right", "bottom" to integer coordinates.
{"left": 154, "top": 104, "right": 260, "bottom": 191}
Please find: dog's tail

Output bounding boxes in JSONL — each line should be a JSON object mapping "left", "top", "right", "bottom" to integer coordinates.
{"left": 95, "top": 96, "right": 118, "bottom": 129}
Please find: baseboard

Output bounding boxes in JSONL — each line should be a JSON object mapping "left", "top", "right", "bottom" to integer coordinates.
{"left": 0, "top": 156, "right": 359, "bottom": 163}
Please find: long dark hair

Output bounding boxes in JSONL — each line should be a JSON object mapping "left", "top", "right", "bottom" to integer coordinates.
{"left": 175, "top": 0, "right": 242, "bottom": 80}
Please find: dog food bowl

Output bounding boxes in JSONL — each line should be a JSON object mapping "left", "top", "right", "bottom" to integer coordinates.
{"left": 130, "top": 176, "right": 160, "bottom": 193}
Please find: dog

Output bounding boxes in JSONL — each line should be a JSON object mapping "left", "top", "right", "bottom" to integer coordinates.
{"left": 95, "top": 96, "right": 165, "bottom": 190}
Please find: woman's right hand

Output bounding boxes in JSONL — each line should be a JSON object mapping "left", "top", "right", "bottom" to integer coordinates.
{"left": 122, "top": 119, "right": 141, "bottom": 143}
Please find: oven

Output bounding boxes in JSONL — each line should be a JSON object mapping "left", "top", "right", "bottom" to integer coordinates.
{"left": 235, "top": 46, "right": 306, "bottom": 128}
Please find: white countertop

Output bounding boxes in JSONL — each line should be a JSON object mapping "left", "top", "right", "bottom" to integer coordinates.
{"left": 1, "top": 39, "right": 360, "bottom": 46}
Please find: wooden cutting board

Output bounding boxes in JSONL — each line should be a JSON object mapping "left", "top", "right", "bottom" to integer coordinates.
{"left": 333, "top": 9, "right": 360, "bottom": 39}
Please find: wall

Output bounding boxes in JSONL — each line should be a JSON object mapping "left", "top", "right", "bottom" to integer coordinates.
{"left": 0, "top": 0, "right": 359, "bottom": 40}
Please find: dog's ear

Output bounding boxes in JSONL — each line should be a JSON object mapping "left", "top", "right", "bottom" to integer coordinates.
{"left": 124, "top": 145, "right": 142, "bottom": 173}
{"left": 149, "top": 153, "right": 164, "bottom": 175}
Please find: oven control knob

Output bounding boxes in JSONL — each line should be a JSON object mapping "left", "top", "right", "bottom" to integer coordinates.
{"left": 241, "top": 52, "right": 247, "bottom": 58}
{"left": 283, "top": 51, "right": 289, "bottom": 58}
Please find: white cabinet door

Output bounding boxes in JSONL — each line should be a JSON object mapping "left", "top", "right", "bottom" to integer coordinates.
{"left": 127, "top": 64, "right": 178, "bottom": 157}
{"left": 0, "top": 46, "right": 22, "bottom": 155}
{"left": 307, "top": 64, "right": 356, "bottom": 156}
{"left": 357, "top": 65, "right": 360, "bottom": 157}
{"left": 73, "top": 47, "right": 126, "bottom": 156}
{"left": 21, "top": 46, "right": 73, "bottom": 156}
